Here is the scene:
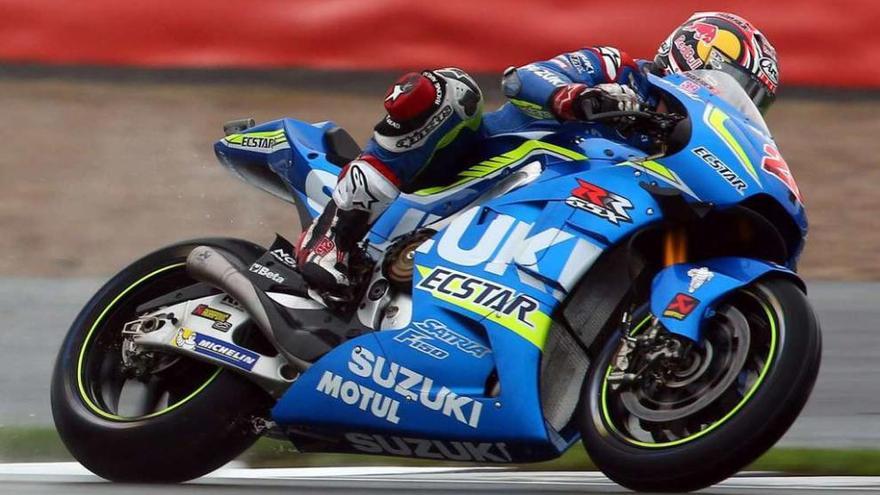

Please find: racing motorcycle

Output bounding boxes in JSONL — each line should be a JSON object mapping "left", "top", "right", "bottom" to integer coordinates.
{"left": 51, "top": 69, "right": 821, "bottom": 492}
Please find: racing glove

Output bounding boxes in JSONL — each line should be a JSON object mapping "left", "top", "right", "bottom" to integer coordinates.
{"left": 551, "top": 82, "right": 641, "bottom": 121}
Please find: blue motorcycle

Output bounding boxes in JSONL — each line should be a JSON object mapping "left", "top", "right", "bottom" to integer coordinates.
{"left": 51, "top": 70, "right": 821, "bottom": 492}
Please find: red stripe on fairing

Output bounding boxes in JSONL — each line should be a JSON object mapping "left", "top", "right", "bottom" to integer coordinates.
{"left": 358, "top": 154, "right": 402, "bottom": 187}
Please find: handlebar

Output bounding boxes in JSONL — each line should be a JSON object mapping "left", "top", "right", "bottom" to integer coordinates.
{"left": 583, "top": 108, "right": 686, "bottom": 140}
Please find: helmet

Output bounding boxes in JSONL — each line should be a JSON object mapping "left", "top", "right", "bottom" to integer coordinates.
{"left": 655, "top": 12, "right": 779, "bottom": 113}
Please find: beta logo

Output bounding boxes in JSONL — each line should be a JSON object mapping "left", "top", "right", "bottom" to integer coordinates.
{"left": 346, "top": 433, "right": 512, "bottom": 463}
{"left": 565, "top": 179, "right": 633, "bottom": 225}
{"left": 663, "top": 293, "right": 700, "bottom": 320}
{"left": 248, "top": 262, "right": 285, "bottom": 284}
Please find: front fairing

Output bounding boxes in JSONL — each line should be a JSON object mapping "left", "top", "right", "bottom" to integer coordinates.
{"left": 647, "top": 73, "right": 807, "bottom": 238}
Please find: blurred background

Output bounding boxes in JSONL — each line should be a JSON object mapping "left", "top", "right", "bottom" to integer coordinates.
{"left": 0, "top": 0, "right": 878, "bottom": 472}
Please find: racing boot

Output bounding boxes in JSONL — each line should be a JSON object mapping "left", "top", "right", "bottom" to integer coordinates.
{"left": 297, "top": 157, "right": 400, "bottom": 294}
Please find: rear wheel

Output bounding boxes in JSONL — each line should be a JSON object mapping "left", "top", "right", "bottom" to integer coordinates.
{"left": 51, "top": 238, "right": 273, "bottom": 483}
{"left": 579, "top": 277, "right": 821, "bottom": 492}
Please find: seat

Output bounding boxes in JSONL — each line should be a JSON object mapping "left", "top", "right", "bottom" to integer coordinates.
{"left": 323, "top": 127, "right": 362, "bottom": 167}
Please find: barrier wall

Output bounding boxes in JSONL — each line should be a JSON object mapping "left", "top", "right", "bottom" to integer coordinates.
{"left": 1, "top": 0, "right": 876, "bottom": 88}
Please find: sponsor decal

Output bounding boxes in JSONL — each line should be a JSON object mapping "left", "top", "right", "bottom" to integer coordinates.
{"left": 223, "top": 129, "right": 289, "bottom": 154}
{"left": 417, "top": 266, "right": 542, "bottom": 329}
{"left": 191, "top": 304, "right": 233, "bottom": 332}
{"left": 565, "top": 179, "right": 633, "bottom": 225}
{"left": 567, "top": 52, "right": 595, "bottom": 74}
{"left": 172, "top": 328, "right": 259, "bottom": 371}
{"left": 596, "top": 46, "right": 622, "bottom": 80}
{"left": 395, "top": 105, "right": 453, "bottom": 149}
{"left": 394, "top": 319, "right": 491, "bottom": 360}
{"left": 759, "top": 58, "right": 779, "bottom": 85}
{"left": 692, "top": 146, "right": 748, "bottom": 194}
{"left": 317, "top": 347, "right": 483, "bottom": 427}
{"left": 249, "top": 262, "right": 285, "bottom": 284}
{"left": 523, "top": 64, "right": 568, "bottom": 87}
{"left": 240, "top": 136, "right": 282, "bottom": 149}
{"left": 686, "top": 21, "right": 719, "bottom": 44}
{"left": 679, "top": 80, "right": 702, "bottom": 95}
{"left": 385, "top": 81, "right": 414, "bottom": 103}
{"left": 687, "top": 267, "right": 714, "bottom": 293}
{"left": 675, "top": 35, "right": 703, "bottom": 70}
{"left": 316, "top": 369, "right": 402, "bottom": 425}
{"left": 663, "top": 293, "right": 700, "bottom": 320}
{"left": 761, "top": 144, "right": 801, "bottom": 202}
{"left": 346, "top": 433, "right": 512, "bottom": 463}
{"left": 270, "top": 248, "right": 297, "bottom": 270}
{"left": 347, "top": 164, "right": 379, "bottom": 210}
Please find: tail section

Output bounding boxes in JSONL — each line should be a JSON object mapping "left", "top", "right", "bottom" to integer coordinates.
{"left": 214, "top": 118, "right": 359, "bottom": 224}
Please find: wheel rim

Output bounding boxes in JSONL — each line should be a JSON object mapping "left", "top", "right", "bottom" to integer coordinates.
{"left": 76, "top": 263, "right": 222, "bottom": 421}
{"left": 599, "top": 289, "right": 779, "bottom": 448}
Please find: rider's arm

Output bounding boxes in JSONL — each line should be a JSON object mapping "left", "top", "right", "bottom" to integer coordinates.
{"left": 503, "top": 46, "right": 647, "bottom": 121}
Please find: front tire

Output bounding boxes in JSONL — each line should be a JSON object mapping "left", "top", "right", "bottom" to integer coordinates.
{"left": 578, "top": 277, "right": 821, "bottom": 492}
{"left": 51, "top": 238, "right": 273, "bottom": 483}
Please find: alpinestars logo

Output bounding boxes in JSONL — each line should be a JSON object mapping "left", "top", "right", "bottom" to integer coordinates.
{"left": 348, "top": 165, "right": 379, "bottom": 210}
{"left": 395, "top": 106, "right": 453, "bottom": 149}
{"left": 565, "top": 179, "right": 633, "bottom": 225}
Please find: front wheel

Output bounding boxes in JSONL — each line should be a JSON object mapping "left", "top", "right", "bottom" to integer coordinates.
{"left": 579, "top": 277, "right": 821, "bottom": 492}
{"left": 51, "top": 238, "right": 273, "bottom": 483}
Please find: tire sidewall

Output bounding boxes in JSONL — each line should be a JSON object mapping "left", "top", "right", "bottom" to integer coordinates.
{"left": 51, "top": 238, "right": 272, "bottom": 482}
{"left": 578, "top": 277, "right": 822, "bottom": 491}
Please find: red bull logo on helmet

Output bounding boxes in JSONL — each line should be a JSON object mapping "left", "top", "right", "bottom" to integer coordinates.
{"left": 687, "top": 21, "right": 718, "bottom": 44}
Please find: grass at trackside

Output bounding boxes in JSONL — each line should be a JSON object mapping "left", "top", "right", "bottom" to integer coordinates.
{"left": 3, "top": 426, "right": 880, "bottom": 476}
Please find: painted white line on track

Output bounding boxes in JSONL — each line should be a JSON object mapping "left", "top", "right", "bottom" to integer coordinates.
{"left": 1, "top": 463, "right": 880, "bottom": 491}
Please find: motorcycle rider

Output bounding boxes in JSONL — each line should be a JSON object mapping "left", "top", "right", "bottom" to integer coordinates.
{"left": 296, "top": 11, "right": 781, "bottom": 294}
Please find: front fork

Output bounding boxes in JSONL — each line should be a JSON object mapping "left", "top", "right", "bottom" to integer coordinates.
{"left": 663, "top": 227, "right": 688, "bottom": 267}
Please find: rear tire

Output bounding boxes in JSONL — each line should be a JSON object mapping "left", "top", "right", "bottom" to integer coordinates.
{"left": 578, "top": 277, "right": 821, "bottom": 492}
{"left": 51, "top": 238, "right": 273, "bottom": 483}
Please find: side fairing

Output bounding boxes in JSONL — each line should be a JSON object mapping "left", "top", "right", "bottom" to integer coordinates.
{"left": 271, "top": 153, "right": 665, "bottom": 459}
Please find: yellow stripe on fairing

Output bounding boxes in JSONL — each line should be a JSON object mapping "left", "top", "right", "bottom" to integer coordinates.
{"left": 414, "top": 140, "right": 586, "bottom": 196}
{"left": 706, "top": 106, "right": 761, "bottom": 184}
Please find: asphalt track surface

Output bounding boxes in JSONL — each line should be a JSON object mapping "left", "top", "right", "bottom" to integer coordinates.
{"left": 2, "top": 278, "right": 878, "bottom": 448}
{"left": 2, "top": 464, "right": 880, "bottom": 495}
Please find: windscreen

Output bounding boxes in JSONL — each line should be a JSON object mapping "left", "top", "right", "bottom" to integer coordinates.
{"left": 686, "top": 70, "right": 771, "bottom": 136}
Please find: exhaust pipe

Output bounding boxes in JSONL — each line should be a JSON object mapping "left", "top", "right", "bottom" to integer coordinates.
{"left": 186, "top": 246, "right": 310, "bottom": 371}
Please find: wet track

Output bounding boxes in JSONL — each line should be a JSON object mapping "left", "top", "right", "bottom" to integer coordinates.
{"left": 2, "top": 464, "right": 880, "bottom": 495}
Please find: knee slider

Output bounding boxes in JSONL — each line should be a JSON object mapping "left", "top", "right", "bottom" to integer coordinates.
{"left": 374, "top": 68, "right": 482, "bottom": 152}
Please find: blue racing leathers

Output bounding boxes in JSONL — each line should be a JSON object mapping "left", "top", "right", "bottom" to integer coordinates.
{"left": 359, "top": 46, "right": 656, "bottom": 190}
